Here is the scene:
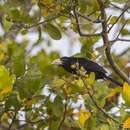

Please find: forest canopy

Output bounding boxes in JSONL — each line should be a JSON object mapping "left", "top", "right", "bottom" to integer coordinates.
{"left": 0, "top": 0, "right": 130, "bottom": 130}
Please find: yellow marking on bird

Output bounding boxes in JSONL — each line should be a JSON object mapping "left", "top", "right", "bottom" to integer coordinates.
{"left": 71, "top": 64, "right": 76, "bottom": 69}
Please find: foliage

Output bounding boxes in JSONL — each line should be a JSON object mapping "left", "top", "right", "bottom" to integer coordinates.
{"left": 0, "top": 0, "right": 130, "bottom": 130}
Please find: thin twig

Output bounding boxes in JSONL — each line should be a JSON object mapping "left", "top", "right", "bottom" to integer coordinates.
{"left": 108, "top": 6, "right": 129, "bottom": 33}
{"left": 111, "top": 3, "right": 130, "bottom": 14}
{"left": 110, "top": 20, "right": 128, "bottom": 43}
{"left": 110, "top": 38, "right": 130, "bottom": 43}
{"left": 73, "top": 7, "right": 101, "bottom": 37}
{"left": 118, "top": 47, "right": 130, "bottom": 57}
{"left": 24, "top": 14, "right": 61, "bottom": 29}
{"left": 116, "top": 20, "right": 128, "bottom": 39}
{"left": 8, "top": 111, "right": 17, "bottom": 130}
{"left": 76, "top": 11, "right": 102, "bottom": 23}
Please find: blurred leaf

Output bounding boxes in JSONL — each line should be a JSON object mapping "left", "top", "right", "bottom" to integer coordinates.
{"left": 44, "top": 23, "right": 62, "bottom": 40}
{"left": 120, "top": 107, "right": 127, "bottom": 121}
{"left": 109, "top": 16, "right": 118, "bottom": 24}
{"left": 0, "top": 44, "right": 8, "bottom": 62}
{"left": 94, "top": 85, "right": 108, "bottom": 107}
{"left": 87, "top": 72, "right": 95, "bottom": 86}
{"left": 122, "top": 82, "right": 130, "bottom": 106}
{"left": 20, "top": 28, "right": 28, "bottom": 35}
{"left": 121, "top": 28, "right": 130, "bottom": 36}
{"left": 81, "top": 44, "right": 93, "bottom": 58}
{"left": 24, "top": 95, "right": 44, "bottom": 107}
{"left": 0, "top": 86, "right": 12, "bottom": 97}
{"left": 12, "top": 47, "right": 25, "bottom": 77}
{"left": 10, "top": 8, "right": 20, "bottom": 18}
{"left": 97, "top": 124, "right": 109, "bottom": 130}
{"left": 123, "top": 117, "right": 130, "bottom": 128}
{"left": 79, "top": 0, "right": 87, "bottom": 13}
{"left": 91, "top": 0, "right": 100, "bottom": 11}
{"left": 107, "top": 87, "right": 122, "bottom": 98}
{"left": 49, "top": 119, "right": 60, "bottom": 130}
{"left": 16, "top": 69, "right": 42, "bottom": 99}
{"left": 80, "top": 37, "right": 99, "bottom": 58}
{"left": 5, "top": 93, "right": 21, "bottom": 109}
{"left": 76, "top": 109, "right": 91, "bottom": 127}
{"left": 3, "top": 16, "right": 13, "bottom": 31}
{"left": 53, "top": 95, "right": 64, "bottom": 117}
{"left": 51, "top": 79, "right": 65, "bottom": 88}
{"left": 0, "top": 65, "right": 15, "bottom": 90}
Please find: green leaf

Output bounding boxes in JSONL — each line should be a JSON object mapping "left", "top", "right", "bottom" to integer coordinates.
{"left": 121, "top": 28, "right": 130, "bottom": 36}
{"left": 0, "top": 65, "right": 15, "bottom": 90}
{"left": 3, "top": 16, "right": 13, "bottom": 31}
{"left": 51, "top": 79, "right": 65, "bottom": 88}
{"left": 16, "top": 69, "right": 42, "bottom": 99}
{"left": 53, "top": 95, "right": 64, "bottom": 117}
{"left": 5, "top": 93, "right": 21, "bottom": 109}
{"left": 91, "top": 0, "right": 100, "bottom": 11}
{"left": 97, "top": 124, "right": 109, "bottom": 130}
{"left": 109, "top": 16, "right": 118, "bottom": 24}
{"left": 20, "top": 28, "right": 28, "bottom": 35}
{"left": 94, "top": 84, "right": 108, "bottom": 107}
{"left": 87, "top": 72, "right": 95, "bottom": 85}
{"left": 80, "top": 37, "right": 99, "bottom": 58}
{"left": 49, "top": 118, "right": 60, "bottom": 130}
{"left": 44, "top": 23, "right": 62, "bottom": 40}
{"left": 12, "top": 47, "right": 25, "bottom": 76}
{"left": 10, "top": 8, "right": 20, "bottom": 18}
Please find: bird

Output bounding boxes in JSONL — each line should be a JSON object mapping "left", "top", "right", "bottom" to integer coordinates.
{"left": 52, "top": 56, "right": 123, "bottom": 86}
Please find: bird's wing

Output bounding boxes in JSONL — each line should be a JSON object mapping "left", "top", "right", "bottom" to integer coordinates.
{"left": 80, "top": 59, "right": 107, "bottom": 74}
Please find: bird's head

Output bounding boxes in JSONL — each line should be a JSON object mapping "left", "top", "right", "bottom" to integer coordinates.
{"left": 52, "top": 57, "right": 69, "bottom": 66}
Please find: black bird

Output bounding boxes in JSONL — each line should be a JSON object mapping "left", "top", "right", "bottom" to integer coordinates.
{"left": 52, "top": 56, "right": 123, "bottom": 86}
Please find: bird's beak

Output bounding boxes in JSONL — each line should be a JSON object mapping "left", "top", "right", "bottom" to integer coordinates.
{"left": 52, "top": 59, "right": 63, "bottom": 65}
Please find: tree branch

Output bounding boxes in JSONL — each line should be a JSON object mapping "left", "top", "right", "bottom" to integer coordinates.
{"left": 24, "top": 14, "right": 61, "bottom": 29}
{"left": 108, "top": 5, "right": 129, "bottom": 33}
{"left": 110, "top": 20, "right": 129, "bottom": 43}
{"left": 76, "top": 11, "right": 102, "bottom": 24}
{"left": 118, "top": 47, "right": 130, "bottom": 57}
{"left": 73, "top": 7, "right": 101, "bottom": 37}
{"left": 97, "top": 0, "right": 130, "bottom": 84}
{"left": 111, "top": 3, "right": 130, "bottom": 14}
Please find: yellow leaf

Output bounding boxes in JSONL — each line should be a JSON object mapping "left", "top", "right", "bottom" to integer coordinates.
{"left": 0, "top": 86, "right": 12, "bottom": 96}
{"left": 0, "top": 44, "right": 8, "bottom": 61}
{"left": 0, "top": 52, "right": 5, "bottom": 61}
{"left": 122, "top": 82, "right": 130, "bottom": 106}
{"left": 123, "top": 117, "right": 130, "bottom": 128}
{"left": 0, "top": 65, "right": 15, "bottom": 90}
{"left": 77, "top": 109, "right": 91, "bottom": 127}
{"left": 107, "top": 87, "right": 122, "bottom": 98}
{"left": 42, "top": 9, "right": 49, "bottom": 17}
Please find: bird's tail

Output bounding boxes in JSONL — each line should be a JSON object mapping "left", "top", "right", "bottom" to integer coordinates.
{"left": 104, "top": 75, "right": 123, "bottom": 86}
